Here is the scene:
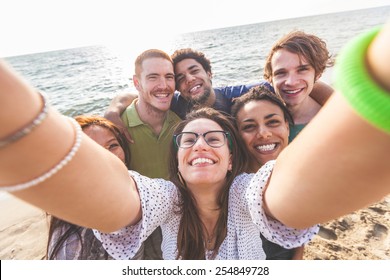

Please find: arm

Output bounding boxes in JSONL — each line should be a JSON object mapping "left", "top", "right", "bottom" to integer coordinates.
{"left": 310, "top": 80, "right": 334, "bottom": 106}
{"left": 264, "top": 23, "right": 390, "bottom": 229}
{"left": 104, "top": 92, "right": 138, "bottom": 143}
{"left": 292, "top": 246, "right": 304, "bottom": 260}
{"left": 0, "top": 60, "right": 141, "bottom": 232}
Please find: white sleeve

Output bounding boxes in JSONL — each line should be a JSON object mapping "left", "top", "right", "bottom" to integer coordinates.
{"left": 95, "top": 171, "right": 178, "bottom": 259}
{"left": 245, "top": 161, "right": 319, "bottom": 249}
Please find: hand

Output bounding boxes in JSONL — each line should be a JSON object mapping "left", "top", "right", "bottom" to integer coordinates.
{"left": 104, "top": 92, "right": 138, "bottom": 144}
{"left": 104, "top": 110, "right": 134, "bottom": 144}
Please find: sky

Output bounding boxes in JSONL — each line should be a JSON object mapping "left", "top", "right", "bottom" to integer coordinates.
{"left": 1, "top": 0, "right": 389, "bottom": 57}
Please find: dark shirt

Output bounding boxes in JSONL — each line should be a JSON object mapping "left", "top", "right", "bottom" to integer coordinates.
{"left": 170, "top": 82, "right": 273, "bottom": 119}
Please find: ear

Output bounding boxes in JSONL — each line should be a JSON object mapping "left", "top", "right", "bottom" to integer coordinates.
{"left": 133, "top": 75, "right": 141, "bottom": 91}
{"left": 228, "top": 154, "right": 233, "bottom": 172}
{"left": 207, "top": 71, "right": 213, "bottom": 80}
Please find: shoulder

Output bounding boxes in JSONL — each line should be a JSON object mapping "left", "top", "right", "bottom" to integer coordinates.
{"left": 122, "top": 99, "right": 143, "bottom": 126}
{"left": 167, "top": 110, "right": 182, "bottom": 123}
{"left": 214, "top": 81, "right": 274, "bottom": 99}
{"left": 129, "top": 171, "right": 177, "bottom": 194}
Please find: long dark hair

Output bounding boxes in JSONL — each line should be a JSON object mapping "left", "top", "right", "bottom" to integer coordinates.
{"left": 46, "top": 115, "right": 129, "bottom": 259}
{"left": 168, "top": 107, "right": 248, "bottom": 259}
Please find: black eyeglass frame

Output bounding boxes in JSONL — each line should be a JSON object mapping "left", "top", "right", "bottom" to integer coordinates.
{"left": 173, "top": 130, "right": 231, "bottom": 149}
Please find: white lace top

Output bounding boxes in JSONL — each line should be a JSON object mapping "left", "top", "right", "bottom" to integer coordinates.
{"left": 94, "top": 161, "right": 318, "bottom": 259}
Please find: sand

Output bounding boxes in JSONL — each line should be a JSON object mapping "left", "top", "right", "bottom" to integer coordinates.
{"left": 0, "top": 193, "right": 48, "bottom": 260}
{"left": 0, "top": 192, "right": 389, "bottom": 260}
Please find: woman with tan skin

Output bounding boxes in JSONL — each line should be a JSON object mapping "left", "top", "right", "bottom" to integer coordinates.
{"left": 47, "top": 115, "right": 130, "bottom": 260}
{"left": 264, "top": 31, "right": 334, "bottom": 142}
{"left": 0, "top": 22, "right": 389, "bottom": 259}
{"left": 231, "top": 85, "right": 305, "bottom": 259}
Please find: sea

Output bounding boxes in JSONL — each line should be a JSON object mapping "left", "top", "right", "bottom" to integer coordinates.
{"left": 0, "top": 6, "right": 389, "bottom": 201}
{"left": 4, "top": 5, "right": 390, "bottom": 117}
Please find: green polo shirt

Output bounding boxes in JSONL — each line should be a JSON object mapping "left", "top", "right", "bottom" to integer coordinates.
{"left": 121, "top": 99, "right": 181, "bottom": 179}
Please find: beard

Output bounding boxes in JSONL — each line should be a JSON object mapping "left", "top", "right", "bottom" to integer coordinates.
{"left": 188, "top": 87, "right": 211, "bottom": 108}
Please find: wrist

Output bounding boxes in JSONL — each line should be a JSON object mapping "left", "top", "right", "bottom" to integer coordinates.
{"left": 367, "top": 22, "right": 390, "bottom": 91}
{"left": 334, "top": 26, "right": 390, "bottom": 134}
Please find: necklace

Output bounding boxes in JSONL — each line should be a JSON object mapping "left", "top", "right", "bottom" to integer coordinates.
{"left": 204, "top": 225, "right": 216, "bottom": 248}
{"left": 206, "top": 233, "right": 214, "bottom": 244}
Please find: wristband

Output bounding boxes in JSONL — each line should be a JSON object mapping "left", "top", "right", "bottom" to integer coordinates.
{"left": 334, "top": 26, "right": 390, "bottom": 134}
{"left": 0, "top": 117, "right": 82, "bottom": 192}
{"left": 0, "top": 91, "right": 49, "bottom": 148}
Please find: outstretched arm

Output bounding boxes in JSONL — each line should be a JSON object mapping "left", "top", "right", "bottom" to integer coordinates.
{"left": 0, "top": 61, "right": 141, "bottom": 233}
{"left": 264, "top": 23, "right": 390, "bottom": 229}
{"left": 104, "top": 92, "right": 138, "bottom": 143}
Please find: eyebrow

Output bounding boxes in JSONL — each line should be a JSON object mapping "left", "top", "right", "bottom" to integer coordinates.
{"left": 241, "top": 113, "right": 279, "bottom": 123}
{"left": 145, "top": 73, "right": 159, "bottom": 78}
{"left": 176, "top": 64, "right": 200, "bottom": 78}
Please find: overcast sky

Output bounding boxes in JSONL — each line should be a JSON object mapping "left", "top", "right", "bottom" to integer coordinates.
{"left": 1, "top": 0, "right": 389, "bottom": 57}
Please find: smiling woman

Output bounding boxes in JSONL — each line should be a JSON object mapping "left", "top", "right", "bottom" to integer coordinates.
{"left": 231, "top": 85, "right": 305, "bottom": 260}
{"left": 232, "top": 85, "right": 293, "bottom": 173}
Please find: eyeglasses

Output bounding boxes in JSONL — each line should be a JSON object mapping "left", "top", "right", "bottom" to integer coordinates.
{"left": 174, "top": 130, "right": 230, "bottom": 149}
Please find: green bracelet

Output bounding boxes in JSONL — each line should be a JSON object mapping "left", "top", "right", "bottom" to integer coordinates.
{"left": 334, "top": 26, "right": 390, "bottom": 134}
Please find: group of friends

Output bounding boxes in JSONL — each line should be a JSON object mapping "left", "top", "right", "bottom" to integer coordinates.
{"left": 1, "top": 23, "right": 389, "bottom": 260}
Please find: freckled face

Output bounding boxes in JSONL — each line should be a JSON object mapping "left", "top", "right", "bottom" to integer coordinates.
{"left": 83, "top": 125, "right": 126, "bottom": 164}
{"left": 236, "top": 100, "right": 289, "bottom": 170}
{"left": 177, "top": 118, "right": 232, "bottom": 189}
{"left": 271, "top": 49, "right": 317, "bottom": 108}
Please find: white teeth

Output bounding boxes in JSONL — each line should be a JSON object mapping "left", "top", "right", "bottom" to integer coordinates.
{"left": 191, "top": 157, "right": 214, "bottom": 166}
{"left": 155, "top": 93, "right": 169, "bottom": 98}
{"left": 285, "top": 89, "right": 301, "bottom": 94}
{"left": 190, "top": 85, "right": 201, "bottom": 93}
{"left": 256, "top": 144, "right": 276, "bottom": 152}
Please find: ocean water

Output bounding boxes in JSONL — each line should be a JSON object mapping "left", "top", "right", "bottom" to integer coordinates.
{"left": 4, "top": 5, "right": 390, "bottom": 118}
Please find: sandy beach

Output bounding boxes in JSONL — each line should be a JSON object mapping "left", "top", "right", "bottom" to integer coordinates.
{"left": 0, "top": 192, "right": 389, "bottom": 260}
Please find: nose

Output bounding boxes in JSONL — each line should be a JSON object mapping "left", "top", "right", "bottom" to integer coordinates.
{"left": 257, "top": 126, "right": 272, "bottom": 139}
{"left": 184, "top": 73, "right": 196, "bottom": 84}
{"left": 157, "top": 77, "right": 168, "bottom": 89}
{"left": 285, "top": 73, "right": 298, "bottom": 86}
{"left": 192, "top": 135, "right": 209, "bottom": 150}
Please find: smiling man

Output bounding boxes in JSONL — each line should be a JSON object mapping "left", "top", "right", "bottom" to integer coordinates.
{"left": 121, "top": 49, "right": 180, "bottom": 179}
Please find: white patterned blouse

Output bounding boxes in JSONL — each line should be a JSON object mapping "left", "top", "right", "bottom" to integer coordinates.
{"left": 94, "top": 161, "right": 318, "bottom": 259}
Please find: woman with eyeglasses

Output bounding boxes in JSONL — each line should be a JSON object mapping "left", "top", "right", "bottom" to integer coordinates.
{"left": 92, "top": 106, "right": 317, "bottom": 259}
{"left": 1, "top": 23, "right": 390, "bottom": 259}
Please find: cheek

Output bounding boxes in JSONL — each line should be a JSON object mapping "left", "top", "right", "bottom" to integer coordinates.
{"left": 278, "top": 127, "right": 289, "bottom": 146}
{"left": 241, "top": 133, "right": 254, "bottom": 147}
{"left": 177, "top": 151, "right": 186, "bottom": 171}
{"left": 114, "top": 148, "right": 126, "bottom": 163}
{"left": 272, "top": 78, "right": 282, "bottom": 91}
